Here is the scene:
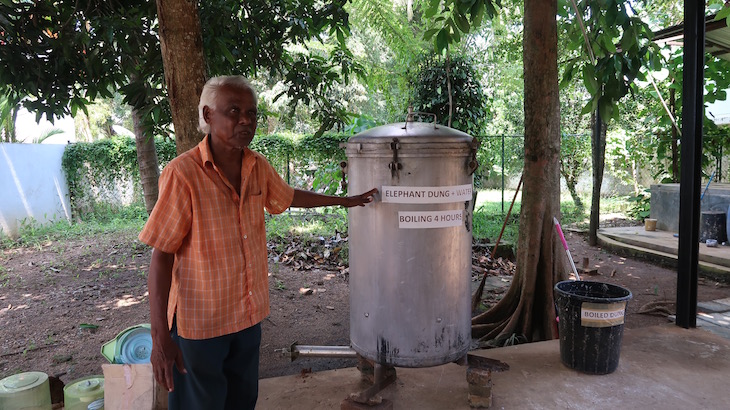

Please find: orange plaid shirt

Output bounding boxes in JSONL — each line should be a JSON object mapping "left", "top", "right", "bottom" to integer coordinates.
{"left": 139, "top": 135, "right": 294, "bottom": 340}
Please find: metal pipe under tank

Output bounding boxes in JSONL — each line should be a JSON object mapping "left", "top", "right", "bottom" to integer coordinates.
{"left": 277, "top": 343, "right": 358, "bottom": 362}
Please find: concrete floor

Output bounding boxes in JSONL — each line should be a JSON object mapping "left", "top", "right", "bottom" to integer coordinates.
{"left": 258, "top": 324, "right": 730, "bottom": 409}
{"left": 597, "top": 226, "right": 730, "bottom": 279}
{"left": 257, "top": 228, "right": 730, "bottom": 409}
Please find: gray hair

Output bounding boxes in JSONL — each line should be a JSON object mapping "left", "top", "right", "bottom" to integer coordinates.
{"left": 198, "top": 76, "right": 258, "bottom": 134}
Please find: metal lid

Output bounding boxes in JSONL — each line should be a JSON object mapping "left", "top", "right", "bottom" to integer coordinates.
{"left": 347, "top": 121, "right": 473, "bottom": 144}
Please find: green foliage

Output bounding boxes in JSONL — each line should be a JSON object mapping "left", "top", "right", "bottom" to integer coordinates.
{"left": 59, "top": 132, "right": 351, "bottom": 218}
{"left": 616, "top": 45, "right": 730, "bottom": 185}
{"left": 344, "top": 115, "right": 378, "bottom": 135}
{"left": 295, "top": 133, "right": 350, "bottom": 164}
{"left": 345, "top": 1, "right": 429, "bottom": 125}
{"left": 1, "top": 0, "right": 362, "bottom": 142}
{"left": 0, "top": 0, "right": 140, "bottom": 123}
{"left": 424, "top": 0, "right": 502, "bottom": 54}
{"left": 409, "top": 54, "right": 489, "bottom": 135}
{"left": 711, "top": 2, "right": 730, "bottom": 26}
{"left": 251, "top": 132, "right": 350, "bottom": 194}
{"left": 559, "top": 0, "right": 662, "bottom": 123}
{"left": 249, "top": 133, "right": 296, "bottom": 176}
{"left": 626, "top": 189, "right": 651, "bottom": 221}
{"left": 560, "top": 133, "right": 591, "bottom": 211}
{"left": 473, "top": 135, "right": 524, "bottom": 189}
{"left": 61, "top": 137, "right": 176, "bottom": 218}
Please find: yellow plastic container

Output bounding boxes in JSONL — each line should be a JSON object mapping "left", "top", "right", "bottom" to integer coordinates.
{"left": 63, "top": 376, "right": 104, "bottom": 410}
{"left": 0, "top": 371, "right": 52, "bottom": 410}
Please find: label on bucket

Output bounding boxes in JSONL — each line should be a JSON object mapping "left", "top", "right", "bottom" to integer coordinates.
{"left": 382, "top": 185, "right": 473, "bottom": 204}
{"left": 580, "top": 302, "right": 626, "bottom": 327}
{"left": 398, "top": 210, "right": 463, "bottom": 228}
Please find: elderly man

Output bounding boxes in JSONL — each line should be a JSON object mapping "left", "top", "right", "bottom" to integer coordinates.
{"left": 139, "top": 75, "right": 377, "bottom": 410}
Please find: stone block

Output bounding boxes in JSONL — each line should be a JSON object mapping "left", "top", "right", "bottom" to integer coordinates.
{"left": 468, "top": 393, "right": 492, "bottom": 408}
{"left": 341, "top": 397, "right": 393, "bottom": 410}
{"left": 468, "top": 383, "right": 493, "bottom": 397}
{"left": 466, "top": 367, "right": 492, "bottom": 386}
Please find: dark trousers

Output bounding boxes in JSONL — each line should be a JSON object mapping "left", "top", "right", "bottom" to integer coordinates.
{"left": 168, "top": 321, "right": 262, "bottom": 410}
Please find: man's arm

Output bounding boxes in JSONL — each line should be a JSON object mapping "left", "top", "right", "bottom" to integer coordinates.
{"left": 290, "top": 188, "right": 378, "bottom": 208}
{"left": 148, "top": 249, "right": 186, "bottom": 392}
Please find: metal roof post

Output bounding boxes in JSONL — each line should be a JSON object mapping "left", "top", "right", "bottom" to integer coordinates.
{"left": 676, "top": 0, "right": 706, "bottom": 328}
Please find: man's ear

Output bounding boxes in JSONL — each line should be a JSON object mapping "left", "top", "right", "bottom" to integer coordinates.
{"left": 202, "top": 106, "right": 212, "bottom": 124}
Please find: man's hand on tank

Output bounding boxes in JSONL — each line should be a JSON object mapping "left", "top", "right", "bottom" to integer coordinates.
{"left": 345, "top": 188, "right": 378, "bottom": 207}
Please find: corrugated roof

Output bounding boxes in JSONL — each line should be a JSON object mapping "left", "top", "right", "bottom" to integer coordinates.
{"left": 654, "top": 14, "right": 730, "bottom": 62}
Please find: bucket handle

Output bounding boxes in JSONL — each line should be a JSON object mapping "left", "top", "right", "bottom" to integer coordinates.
{"left": 404, "top": 105, "right": 438, "bottom": 129}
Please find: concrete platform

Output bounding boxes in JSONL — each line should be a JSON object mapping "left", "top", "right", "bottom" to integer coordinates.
{"left": 597, "top": 226, "right": 730, "bottom": 280}
{"left": 258, "top": 325, "right": 730, "bottom": 409}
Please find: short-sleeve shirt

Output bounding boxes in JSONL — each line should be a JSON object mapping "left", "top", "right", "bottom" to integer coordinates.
{"left": 139, "top": 135, "right": 294, "bottom": 340}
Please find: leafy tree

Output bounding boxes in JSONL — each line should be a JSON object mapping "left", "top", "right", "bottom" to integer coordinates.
{"left": 409, "top": 53, "right": 488, "bottom": 134}
{"left": 473, "top": 0, "right": 563, "bottom": 344}
{"left": 560, "top": 133, "right": 590, "bottom": 211}
{"left": 346, "top": 0, "right": 432, "bottom": 123}
{"left": 559, "top": 0, "right": 661, "bottom": 245}
{"left": 155, "top": 0, "right": 207, "bottom": 155}
{"left": 423, "top": 0, "right": 501, "bottom": 54}
{"left": 0, "top": 0, "right": 166, "bottom": 213}
{"left": 559, "top": 81, "right": 592, "bottom": 211}
{"left": 0, "top": 92, "right": 18, "bottom": 142}
{"left": 608, "top": 91, "right": 662, "bottom": 192}
{"left": 1, "top": 0, "right": 359, "bottom": 212}
{"left": 420, "top": 0, "right": 564, "bottom": 344}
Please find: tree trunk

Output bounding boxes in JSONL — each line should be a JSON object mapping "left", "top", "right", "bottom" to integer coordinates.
{"left": 132, "top": 105, "right": 160, "bottom": 214}
{"left": 588, "top": 107, "right": 606, "bottom": 246}
{"left": 564, "top": 175, "right": 583, "bottom": 211}
{"left": 472, "top": 0, "right": 563, "bottom": 344}
{"left": 156, "top": 0, "right": 208, "bottom": 155}
{"left": 2, "top": 106, "right": 18, "bottom": 143}
{"left": 9, "top": 107, "right": 18, "bottom": 142}
{"left": 632, "top": 158, "right": 640, "bottom": 195}
{"left": 446, "top": 55, "right": 453, "bottom": 128}
{"left": 670, "top": 87, "right": 679, "bottom": 182}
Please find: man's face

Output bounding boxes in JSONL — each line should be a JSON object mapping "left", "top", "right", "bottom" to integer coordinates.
{"left": 204, "top": 85, "right": 257, "bottom": 150}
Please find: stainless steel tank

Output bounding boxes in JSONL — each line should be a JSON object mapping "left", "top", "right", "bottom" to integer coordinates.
{"left": 346, "top": 116, "right": 478, "bottom": 367}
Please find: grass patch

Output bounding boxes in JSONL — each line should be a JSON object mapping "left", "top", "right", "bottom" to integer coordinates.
{"left": 472, "top": 190, "right": 634, "bottom": 242}
{"left": 266, "top": 208, "right": 348, "bottom": 242}
{"left": 1, "top": 202, "right": 147, "bottom": 249}
{"left": 1, "top": 191, "right": 634, "bottom": 250}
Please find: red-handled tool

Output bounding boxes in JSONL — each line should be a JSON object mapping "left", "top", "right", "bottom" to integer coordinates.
{"left": 553, "top": 217, "right": 580, "bottom": 281}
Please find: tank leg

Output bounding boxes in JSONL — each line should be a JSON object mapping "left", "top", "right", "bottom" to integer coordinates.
{"left": 356, "top": 355, "right": 396, "bottom": 384}
{"left": 346, "top": 358, "right": 396, "bottom": 407}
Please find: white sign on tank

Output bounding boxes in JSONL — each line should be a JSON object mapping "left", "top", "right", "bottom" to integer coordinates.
{"left": 381, "top": 184, "right": 473, "bottom": 204}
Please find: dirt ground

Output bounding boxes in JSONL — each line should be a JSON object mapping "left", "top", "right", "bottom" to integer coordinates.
{"left": 1, "top": 221, "right": 729, "bottom": 391}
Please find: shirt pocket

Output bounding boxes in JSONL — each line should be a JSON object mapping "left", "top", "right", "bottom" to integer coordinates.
{"left": 245, "top": 193, "right": 265, "bottom": 234}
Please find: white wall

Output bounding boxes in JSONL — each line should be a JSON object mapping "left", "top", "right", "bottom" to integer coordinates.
{"left": 0, "top": 143, "right": 71, "bottom": 238}
{"left": 707, "top": 98, "right": 730, "bottom": 125}
{"left": 15, "top": 108, "right": 76, "bottom": 144}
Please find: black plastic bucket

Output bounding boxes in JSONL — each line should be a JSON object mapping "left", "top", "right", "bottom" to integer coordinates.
{"left": 699, "top": 210, "right": 727, "bottom": 243}
{"left": 554, "top": 280, "right": 632, "bottom": 374}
